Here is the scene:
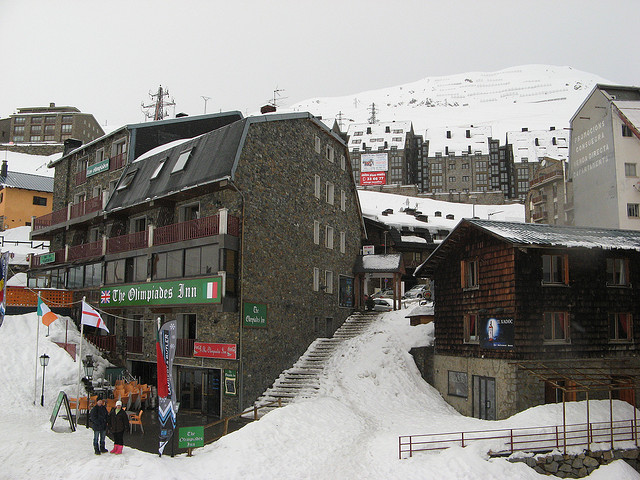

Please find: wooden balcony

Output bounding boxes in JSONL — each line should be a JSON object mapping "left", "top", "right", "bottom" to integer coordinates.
{"left": 530, "top": 171, "right": 563, "bottom": 188}
{"left": 86, "top": 334, "right": 116, "bottom": 352}
{"left": 155, "top": 214, "right": 221, "bottom": 246}
{"left": 110, "top": 152, "right": 126, "bottom": 171}
{"left": 176, "top": 338, "right": 195, "bottom": 358}
{"left": 67, "top": 240, "right": 102, "bottom": 261}
{"left": 106, "top": 230, "right": 148, "bottom": 255}
{"left": 531, "top": 194, "right": 547, "bottom": 205}
{"left": 75, "top": 169, "right": 87, "bottom": 185}
{"left": 31, "top": 249, "right": 65, "bottom": 267}
{"left": 532, "top": 211, "right": 548, "bottom": 222}
{"left": 33, "top": 208, "right": 68, "bottom": 231}
{"left": 70, "top": 195, "right": 102, "bottom": 219}
{"left": 127, "top": 336, "right": 143, "bottom": 354}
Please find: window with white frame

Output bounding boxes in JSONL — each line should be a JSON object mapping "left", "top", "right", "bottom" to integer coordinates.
{"left": 325, "top": 226, "right": 334, "bottom": 249}
{"left": 313, "top": 221, "right": 320, "bottom": 245}
{"left": 314, "top": 135, "right": 321, "bottom": 153}
{"left": 313, "top": 267, "right": 320, "bottom": 291}
{"left": 326, "top": 145, "right": 334, "bottom": 162}
{"left": 609, "top": 313, "right": 633, "bottom": 342}
{"left": 628, "top": 203, "right": 640, "bottom": 218}
{"left": 607, "top": 258, "right": 629, "bottom": 286}
{"left": 625, "top": 163, "right": 637, "bottom": 177}
{"left": 341, "top": 190, "right": 346, "bottom": 211}
{"left": 543, "top": 312, "right": 570, "bottom": 343}
{"left": 542, "top": 254, "right": 568, "bottom": 285}
{"left": 340, "top": 231, "right": 346, "bottom": 254}
{"left": 314, "top": 175, "right": 321, "bottom": 198}
{"left": 326, "top": 182, "right": 334, "bottom": 205}
{"left": 324, "top": 270, "right": 334, "bottom": 293}
{"left": 461, "top": 258, "right": 479, "bottom": 289}
{"left": 340, "top": 155, "right": 346, "bottom": 170}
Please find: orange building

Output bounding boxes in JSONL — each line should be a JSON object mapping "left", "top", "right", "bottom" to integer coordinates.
{"left": 0, "top": 161, "right": 53, "bottom": 230}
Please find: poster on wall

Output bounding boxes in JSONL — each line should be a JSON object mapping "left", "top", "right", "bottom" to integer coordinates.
{"left": 361, "top": 153, "right": 388, "bottom": 172}
{"left": 480, "top": 317, "right": 514, "bottom": 349}
{"left": 339, "top": 275, "right": 354, "bottom": 308}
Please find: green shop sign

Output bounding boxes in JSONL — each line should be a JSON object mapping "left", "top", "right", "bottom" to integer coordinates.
{"left": 86, "top": 158, "right": 110, "bottom": 177}
{"left": 39, "top": 253, "right": 56, "bottom": 265}
{"left": 178, "top": 426, "right": 204, "bottom": 449}
{"left": 243, "top": 302, "right": 267, "bottom": 327}
{"left": 100, "top": 276, "right": 222, "bottom": 307}
{"left": 224, "top": 369, "right": 237, "bottom": 396}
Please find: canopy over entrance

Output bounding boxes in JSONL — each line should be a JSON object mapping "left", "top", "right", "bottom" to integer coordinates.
{"left": 353, "top": 254, "right": 406, "bottom": 310}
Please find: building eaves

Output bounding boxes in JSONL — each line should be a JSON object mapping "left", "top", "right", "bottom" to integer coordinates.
{"left": 0, "top": 171, "right": 54, "bottom": 192}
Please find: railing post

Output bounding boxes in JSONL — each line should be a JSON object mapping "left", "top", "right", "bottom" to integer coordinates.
{"left": 278, "top": 398, "right": 282, "bottom": 408}
{"left": 254, "top": 405, "right": 258, "bottom": 420}
{"left": 461, "top": 432, "right": 464, "bottom": 448}
{"left": 219, "top": 208, "right": 228, "bottom": 235}
{"left": 64, "top": 244, "right": 69, "bottom": 262}
{"left": 67, "top": 203, "right": 72, "bottom": 221}
{"left": 510, "top": 429, "right": 514, "bottom": 454}
{"left": 223, "top": 418, "right": 229, "bottom": 435}
{"left": 102, "top": 190, "right": 109, "bottom": 210}
{"left": 148, "top": 225, "right": 154, "bottom": 247}
{"left": 102, "top": 235, "right": 107, "bottom": 256}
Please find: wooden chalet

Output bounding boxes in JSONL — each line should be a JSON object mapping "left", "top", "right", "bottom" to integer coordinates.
{"left": 415, "top": 219, "right": 640, "bottom": 420}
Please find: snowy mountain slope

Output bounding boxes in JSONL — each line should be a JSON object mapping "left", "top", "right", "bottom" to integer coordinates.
{"left": 286, "top": 65, "right": 611, "bottom": 139}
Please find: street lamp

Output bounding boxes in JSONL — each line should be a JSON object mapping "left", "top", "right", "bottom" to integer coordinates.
{"left": 487, "top": 210, "right": 504, "bottom": 220}
{"left": 39, "top": 354, "right": 50, "bottom": 407}
{"left": 83, "top": 355, "right": 94, "bottom": 381}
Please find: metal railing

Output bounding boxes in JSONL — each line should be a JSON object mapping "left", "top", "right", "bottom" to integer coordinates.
{"left": 31, "top": 249, "right": 65, "bottom": 267}
{"left": 85, "top": 334, "right": 116, "bottom": 352}
{"left": 67, "top": 241, "right": 102, "bottom": 261}
{"left": 106, "top": 230, "right": 148, "bottom": 254}
{"left": 399, "top": 419, "right": 639, "bottom": 459}
{"left": 110, "top": 153, "right": 126, "bottom": 171}
{"left": 70, "top": 195, "right": 102, "bottom": 219}
{"left": 155, "top": 214, "right": 220, "bottom": 245}
{"left": 203, "top": 399, "right": 283, "bottom": 446}
{"left": 176, "top": 338, "right": 195, "bottom": 358}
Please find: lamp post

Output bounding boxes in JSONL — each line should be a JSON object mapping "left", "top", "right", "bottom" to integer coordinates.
{"left": 83, "top": 355, "right": 94, "bottom": 381}
{"left": 39, "top": 354, "right": 50, "bottom": 407}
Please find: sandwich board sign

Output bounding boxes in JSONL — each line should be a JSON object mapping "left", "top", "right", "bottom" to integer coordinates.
{"left": 50, "top": 391, "right": 76, "bottom": 431}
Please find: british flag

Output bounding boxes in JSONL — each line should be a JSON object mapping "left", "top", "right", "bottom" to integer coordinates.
{"left": 100, "top": 290, "right": 111, "bottom": 304}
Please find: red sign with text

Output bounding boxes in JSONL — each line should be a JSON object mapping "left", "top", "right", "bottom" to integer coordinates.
{"left": 360, "top": 172, "right": 386, "bottom": 185}
{"left": 193, "top": 342, "right": 237, "bottom": 359}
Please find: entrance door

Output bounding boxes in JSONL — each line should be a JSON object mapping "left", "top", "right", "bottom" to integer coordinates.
{"left": 473, "top": 375, "right": 496, "bottom": 420}
{"left": 179, "top": 369, "right": 203, "bottom": 412}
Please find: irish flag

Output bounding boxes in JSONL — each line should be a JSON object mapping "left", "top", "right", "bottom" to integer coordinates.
{"left": 37, "top": 297, "right": 58, "bottom": 327}
{"left": 81, "top": 300, "right": 109, "bottom": 333}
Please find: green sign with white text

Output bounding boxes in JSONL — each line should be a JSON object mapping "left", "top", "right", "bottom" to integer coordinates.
{"left": 100, "top": 276, "right": 222, "bottom": 307}
{"left": 243, "top": 302, "right": 267, "bottom": 327}
{"left": 86, "top": 159, "right": 110, "bottom": 177}
{"left": 39, "top": 253, "right": 56, "bottom": 264}
{"left": 178, "top": 426, "right": 204, "bottom": 448}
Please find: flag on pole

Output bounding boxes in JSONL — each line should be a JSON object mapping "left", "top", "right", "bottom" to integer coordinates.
{"left": 37, "top": 297, "right": 58, "bottom": 327}
{"left": 0, "top": 252, "right": 8, "bottom": 327}
{"left": 81, "top": 300, "right": 109, "bottom": 333}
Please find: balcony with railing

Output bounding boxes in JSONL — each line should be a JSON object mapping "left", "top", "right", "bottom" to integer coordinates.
{"left": 106, "top": 230, "right": 148, "bottom": 255}
{"left": 176, "top": 338, "right": 195, "bottom": 358}
{"left": 110, "top": 152, "right": 127, "bottom": 171}
{"left": 154, "top": 214, "right": 221, "bottom": 246}
{"left": 75, "top": 169, "right": 87, "bottom": 185}
{"left": 31, "top": 249, "right": 65, "bottom": 267}
{"left": 532, "top": 211, "right": 548, "bottom": 222}
{"left": 70, "top": 195, "right": 102, "bottom": 219}
{"left": 531, "top": 194, "right": 547, "bottom": 205}
{"left": 67, "top": 240, "right": 102, "bottom": 261}
{"left": 86, "top": 334, "right": 116, "bottom": 352}
{"left": 530, "top": 171, "right": 563, "bottom": 188}
{"left": 126, "top": 336, "right": 143, "bottom": 354}
{"left": 33, "top": 208, "right": 68, "bottom": 231}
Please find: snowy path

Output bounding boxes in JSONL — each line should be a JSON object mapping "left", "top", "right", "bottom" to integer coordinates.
{"left": 1, "top": 312, "right": 638, "bottom": 479}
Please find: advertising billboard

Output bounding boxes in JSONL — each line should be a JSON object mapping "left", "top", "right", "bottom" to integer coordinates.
{"left": 479, "top": 317, "right": 514, "bottom": 349}
{"left": 360, "top": 172, "right": 386, "bottom": 185}
{"left": 361, "top": 153, "right": 388, "bottom": 172}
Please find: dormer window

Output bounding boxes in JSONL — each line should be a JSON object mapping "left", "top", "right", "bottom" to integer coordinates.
{"left": 117, "top": 170, "right": 137, "bottom": 190}
{"left": 172, "top": 149, "right": 193, "bottom": 173}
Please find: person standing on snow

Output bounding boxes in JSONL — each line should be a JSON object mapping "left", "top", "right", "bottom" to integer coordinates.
{"left": 89, "top": 397, "right": 109, "bottom": 455}
{"left": 107, "top": 400, "right": 129, "bottom": 454}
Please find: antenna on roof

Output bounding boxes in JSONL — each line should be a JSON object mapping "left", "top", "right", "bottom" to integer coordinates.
{"left": 201, "top": 96, "right": 211, "bottom": 114}
{"left": 141, "top": 85, "right": 176, "bottom": 121}
{"left": 368, "top": 103, "right": 378, "bottom": 124}
{"left": 267, "top": 87, "right": 287, "bottom": 109}
{"left": 336, "top": 111, "right": 354, "bottom": 131}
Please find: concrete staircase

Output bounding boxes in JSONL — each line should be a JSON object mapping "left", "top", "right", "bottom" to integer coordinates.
{"left": 253, "top": 311, "right": 379, "bottom": 416}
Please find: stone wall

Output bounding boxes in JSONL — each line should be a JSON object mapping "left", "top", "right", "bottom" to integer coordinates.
{"left": 508, "top": 448, "right": 640, "bottom": 478}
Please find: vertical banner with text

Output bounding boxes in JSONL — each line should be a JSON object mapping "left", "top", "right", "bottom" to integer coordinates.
{"left": 157, "top": 319, "right": 177, "bottom": 456}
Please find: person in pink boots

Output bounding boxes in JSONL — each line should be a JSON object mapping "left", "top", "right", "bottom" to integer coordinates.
{"left": 107, "top": 400, "right": 129, "bottom": 454}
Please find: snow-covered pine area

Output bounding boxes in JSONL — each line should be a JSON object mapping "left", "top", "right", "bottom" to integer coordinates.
{"left": 286, "top": 65, "right": 610, "bottom": 140}
{"left": 1, "top": 309, "right": 637, "bottom": 479}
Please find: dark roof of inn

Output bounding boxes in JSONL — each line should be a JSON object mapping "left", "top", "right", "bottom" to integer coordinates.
{"left": 0, "top": 171, "right": 54, "bottom": 192}
{"left": 105, "top": 112, "right": 335, "bottom": 213}
{"left": 415, "top": 219, "right": 640, "bottom": 277}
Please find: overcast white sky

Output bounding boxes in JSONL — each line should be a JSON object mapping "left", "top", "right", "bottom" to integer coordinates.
{"left": 1, "top": 0, "right": 638, "bottom": 128}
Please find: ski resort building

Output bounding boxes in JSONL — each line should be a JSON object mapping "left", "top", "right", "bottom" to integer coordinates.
{"left": 416, "top": 219, "right": 640, "bottom": 420}
{"left": 569, "top": 84, "right": 640, "bottom": 231}
{"left": 29, "top": 112, "right": 365, "bottom": 418}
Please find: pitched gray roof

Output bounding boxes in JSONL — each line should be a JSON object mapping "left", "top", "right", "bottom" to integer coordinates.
{"left": 0, "top": 171, "right": 54, "bottom": 192}
{"left": 416, "top": 219, "right": 640, "bottom": 277}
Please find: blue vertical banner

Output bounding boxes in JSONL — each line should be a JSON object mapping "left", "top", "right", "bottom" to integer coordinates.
{"left": 156, "top": 319, "right": 177, "bottom": 456}
{"left": 0, "top": 252, "right": 9, "bottom": 327}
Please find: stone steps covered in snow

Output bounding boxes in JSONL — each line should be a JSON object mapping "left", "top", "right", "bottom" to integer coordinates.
{"left": 252, "top": 312, "right": 380, "bottom": 417}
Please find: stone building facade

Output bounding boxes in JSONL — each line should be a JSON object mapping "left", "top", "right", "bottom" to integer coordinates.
{"left": 30, "top": 112, "right": 365, "bottom": 418}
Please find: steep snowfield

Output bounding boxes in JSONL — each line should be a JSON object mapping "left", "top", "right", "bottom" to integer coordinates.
{"left": 286, "top": 65, "right": 611, "bottom": 139}
{"left": 0, "top": 310, "right": 638, "bottom": 479}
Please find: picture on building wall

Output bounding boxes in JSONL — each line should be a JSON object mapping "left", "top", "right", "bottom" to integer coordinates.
{"left": 360, "top": 152, "right": 388, "bottom": 172}
{"left": 339, "top": 275, "right": 354, "bottom": 308}
{"left": 479, "top": 317, "right": 514, "bottom": 349}
{"left": 447, "top": 371, "right": 468, "bottom": 398}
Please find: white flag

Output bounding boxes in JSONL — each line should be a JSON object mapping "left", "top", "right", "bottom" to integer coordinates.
{"left": 81, "top": 300, "right": 109, "bottom": 333}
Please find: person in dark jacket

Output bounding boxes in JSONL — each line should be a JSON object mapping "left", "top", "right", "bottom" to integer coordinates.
{"left": 108, "top": 400, "right": 129, "bottom": 454}
{"left": 89, "top": 398, "right": 109, "bottom": 455}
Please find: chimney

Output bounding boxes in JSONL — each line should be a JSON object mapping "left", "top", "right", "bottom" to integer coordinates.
{"left": 1, "top": 160, "right": 7, "bottom": 177}
{"left": 63, "top": 138, "right": 83, "bottom": 157}
{"left": 49, "top": 102, "right": 56, "bottom": 108}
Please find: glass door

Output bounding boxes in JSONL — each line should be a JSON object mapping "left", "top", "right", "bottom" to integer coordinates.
{"left": 178, "top": 368, "right": 203, "bottom": 411}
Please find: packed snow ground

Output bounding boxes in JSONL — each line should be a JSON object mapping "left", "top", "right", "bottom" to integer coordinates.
{"left": 0, "top": 309, "right": 638, "bottom": 479}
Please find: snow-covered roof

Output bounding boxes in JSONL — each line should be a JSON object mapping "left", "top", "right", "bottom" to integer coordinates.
{"left": 0, "top": 151, "right": 57, "bottom": 177}
{"left": 355, "top": 253, "right": 403, "bottom": 273}
{"left": 358, "top": 190, "right": 525, "bottom": 235}
{"left": 346, "top": 121, "right": 412, "bottom": 151}
{"left": 613, "top": 99, "right": 640, "bottom": 139}
{"left": 417, "top": 218, "right": 640, "bottom": 277}
{"left": 506, "top": 128, "right": 569, "bottom": 163}
{"left": 424, "top": 125, "right": 491, "bottom": 156}
{"left": 406, "top": 302, "right": 434, "bottom": 318}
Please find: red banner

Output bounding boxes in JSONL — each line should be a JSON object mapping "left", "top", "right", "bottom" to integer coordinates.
{"left": 193, "top": 342, "right": 237, "bottom": 359}
{"left": 360, "top": 171, "right": 386, "bottom": 185}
